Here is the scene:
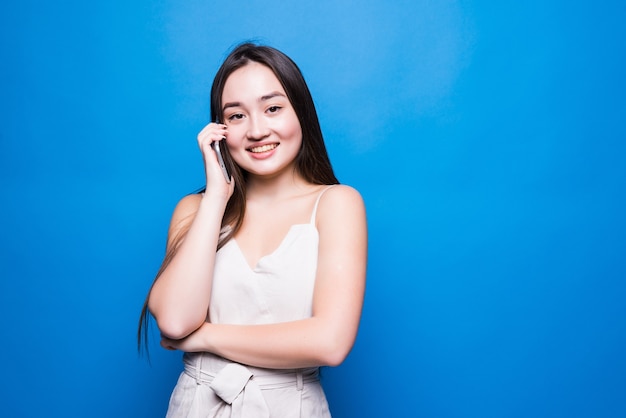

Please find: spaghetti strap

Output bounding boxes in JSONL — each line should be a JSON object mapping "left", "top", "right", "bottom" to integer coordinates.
{"left": 309, "top": 185, "right": 337, "bottom": 224}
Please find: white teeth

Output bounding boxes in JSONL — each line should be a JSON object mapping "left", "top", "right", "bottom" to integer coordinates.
{"left": 249, "top": 144, "right": 278, "bottom": 153}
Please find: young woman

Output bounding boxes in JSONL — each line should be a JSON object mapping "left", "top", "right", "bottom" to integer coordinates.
{"left": 139, "top": 43, "right": 367, "bottom": 417}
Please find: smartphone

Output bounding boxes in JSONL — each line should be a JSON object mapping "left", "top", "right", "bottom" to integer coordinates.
{"left": 211, "top": 138, "right": 232, "bottom": 183}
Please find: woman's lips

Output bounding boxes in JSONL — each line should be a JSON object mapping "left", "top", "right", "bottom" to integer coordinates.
{"left": 247, "top": 143, "right": 279, "bottom": 159}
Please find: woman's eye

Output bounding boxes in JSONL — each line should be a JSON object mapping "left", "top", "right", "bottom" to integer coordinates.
{"left": 227, "top": 113, "right": 244, "bottom": 121}
{"left": 267, "top": 106, "right": 281, "bottom": 113}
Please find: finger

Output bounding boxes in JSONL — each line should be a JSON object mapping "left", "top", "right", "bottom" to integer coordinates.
{"left": 198, "top": 130, "right": 228, "bottom": 153}
{"left": 198, "top": 123, "right": 227, "bottom": 143}
{"left": 198, "top": 122, "right": 226, "bottom": 135}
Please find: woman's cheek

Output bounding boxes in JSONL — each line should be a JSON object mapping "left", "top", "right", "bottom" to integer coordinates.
{"left": 225, "top": 134, "right": 246, "bottom": 165}
{"left": 225, "top": 129, "right": 242, "bottom": 152}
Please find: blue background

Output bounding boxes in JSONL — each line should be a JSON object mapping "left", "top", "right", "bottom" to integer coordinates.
{"left": 1, "top": 1, "right": 625, "bottom": 417}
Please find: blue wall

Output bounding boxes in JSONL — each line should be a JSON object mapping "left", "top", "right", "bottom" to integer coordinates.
{"left": 1, "top": 1, "right": 624, "bottom": 417}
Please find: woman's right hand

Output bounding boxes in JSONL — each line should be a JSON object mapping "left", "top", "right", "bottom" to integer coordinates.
{"left": 197, "top": 122, "right": 235, "bottom": 202}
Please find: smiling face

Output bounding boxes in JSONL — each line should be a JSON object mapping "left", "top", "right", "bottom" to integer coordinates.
{"left": 221, "top": 62, "right": 303, "bottom": 180}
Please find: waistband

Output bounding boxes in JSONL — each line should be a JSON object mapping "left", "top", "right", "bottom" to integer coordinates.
{"left": 182, "top": 352, "right": 320, "bottom": 392}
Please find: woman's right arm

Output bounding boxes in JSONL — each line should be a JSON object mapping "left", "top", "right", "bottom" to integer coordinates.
{"left": 148, "top": 123, "right": 233, "bottom": 340}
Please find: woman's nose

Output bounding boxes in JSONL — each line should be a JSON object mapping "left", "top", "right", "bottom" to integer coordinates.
{"left": 246, "top": 113, "right": 270, "bottom": 140}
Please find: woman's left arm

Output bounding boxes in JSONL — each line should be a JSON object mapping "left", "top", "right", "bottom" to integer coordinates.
{"left": 161, "top": 185, "right": 367, "bottom": 369}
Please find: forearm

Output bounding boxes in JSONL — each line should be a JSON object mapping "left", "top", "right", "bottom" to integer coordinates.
{"left": 171, "top": 317, "right": 358, "bottom": 369}
{"left": 149, "top": 196, "right": 226, "bottom": 339}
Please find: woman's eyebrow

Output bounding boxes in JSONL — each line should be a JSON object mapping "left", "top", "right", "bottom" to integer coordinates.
{"left": 260, "top": 91, "right": 286, "bottom": 102}
{"left": 222, "top": 92, "right": 286, "bottom": 112}
{"left": 222, "top": 101, "right": 240, "bottom": 112}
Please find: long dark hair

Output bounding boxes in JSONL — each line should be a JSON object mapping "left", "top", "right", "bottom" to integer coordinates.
{"left": 138, "top": 42, "right": 338, "bottom": 353}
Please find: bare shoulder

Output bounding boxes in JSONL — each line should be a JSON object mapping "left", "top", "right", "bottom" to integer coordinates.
{"left": 320, "top": 184, "right": 364, "bottom": 207}
{"left": 167, "top": 193, "right": 203, "bottom": 240}
{"left": 316, "top": 184, "right": 367, "bottom": 267}
{"left": 316, "top": 184, "right": 366, "bottom": 227}
{"left": 172, "top": 193, "right": 203, "bottom": 218}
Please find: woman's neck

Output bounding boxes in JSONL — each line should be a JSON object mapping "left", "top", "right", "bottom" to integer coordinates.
{"left": 245, "top": 169, "right": 312, "bottom": 203}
